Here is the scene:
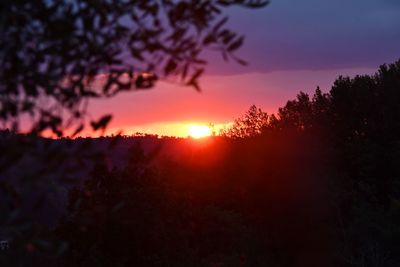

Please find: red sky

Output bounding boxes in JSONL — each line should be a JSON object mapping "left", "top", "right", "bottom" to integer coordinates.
{"left": 88, "top": 68, "right": 376, "bottom": 137}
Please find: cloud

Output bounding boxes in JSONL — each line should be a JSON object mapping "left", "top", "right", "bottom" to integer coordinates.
{"left": 203, "top": 0, "right": 400, "bottom": 74}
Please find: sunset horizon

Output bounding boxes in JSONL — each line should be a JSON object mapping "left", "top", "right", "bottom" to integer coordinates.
{"left": 85, "top": 67, "right": 377, "bottom": 138}
{"left": 2, "top": 0, "right": 400, "bottom": 266}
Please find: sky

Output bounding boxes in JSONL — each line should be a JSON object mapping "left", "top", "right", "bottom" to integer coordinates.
{"left": 89, "top": 0, "right": 400, "bottom": 137}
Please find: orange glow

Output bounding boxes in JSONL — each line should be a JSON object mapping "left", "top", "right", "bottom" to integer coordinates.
{"left": 188, "top": 125, "right": 212, "bottom": 139}
{"left": 68, "top": 122, "right": 231, "bottom": 138}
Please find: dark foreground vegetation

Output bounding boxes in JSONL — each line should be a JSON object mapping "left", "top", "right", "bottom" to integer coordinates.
{"left": 2, "top": 60, "right": 400, "bottom": 266}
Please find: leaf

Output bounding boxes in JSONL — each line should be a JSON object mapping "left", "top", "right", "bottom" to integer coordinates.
{"left": 82, "top": 90, "right": 99, "bottom": 97}
{"left": 217, "top": 1, "right": 230, "bottom": 6}
{"left": 191, "top": 81, "right": 201, "bottom": 92}
{"left": 91, "top": 114, "right": 113, "bottom": 131}
{"left": 164, "top": 59, "right": 177, "bottom": 75}
{"left": 203, "top": 34, "right": 215, "bottom": 45}
{"left": 181, "top": 62, "right": 189, "bottom": 81}
{"left": 213, "top": 17, "right": 228, "bottom": 32}
{"left": 187, "top": 68, "right": 204, "bottom": 92}
{"left": 130, "top": 47, "right": 144, "bottom": 61}
{"left": 228, "top": 36, "right": 244, "bottom": 51}
{"left": 242, "top": 0, "right": 270, "bottom": 8}
{"left": 189, "top": 68, "right": 204, "bottom": 84}
{"left": 233, "top": 56, "right": 248, "bottom": 66}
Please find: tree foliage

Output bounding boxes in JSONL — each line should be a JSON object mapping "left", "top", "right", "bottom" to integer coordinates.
{"left": 221, "top": 60, "right": 400, "bottom": 265}
{"left": 0, "top": 2, "right": 269, "bottom": 262}
{"left": 220, "top": 105, "right": 269, "bottom": 138}
{"left": 0, "top": 0, "right": 268, "bottom": 136}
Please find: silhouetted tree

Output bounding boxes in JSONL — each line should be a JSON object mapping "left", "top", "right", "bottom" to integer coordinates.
{"left": 56, "top": 144, "right": 257, "bottom": 266}
{"left": 221, "top": 105, "right": 269, "bottom": 138}
{"left": 52, "top": 59, "right": 400, "bottom": 266}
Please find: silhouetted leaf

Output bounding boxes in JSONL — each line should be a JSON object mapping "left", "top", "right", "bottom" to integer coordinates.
{"left": 228, "top": 36, "right": 244, "bottom": 51}
{"left": 91, "top": 115, "right": 113, "bottom": 131}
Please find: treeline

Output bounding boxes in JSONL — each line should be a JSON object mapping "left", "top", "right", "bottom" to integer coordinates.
{"left": 60, "top": 60, "right": 400, "bottom": 266}
{"left": 4, "top": 60, "right": 400, "bottom": 266}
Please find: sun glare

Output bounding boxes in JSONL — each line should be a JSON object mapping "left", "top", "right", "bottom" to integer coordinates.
{"left": 188, "top": 125, "right": 212, "bottom": 139}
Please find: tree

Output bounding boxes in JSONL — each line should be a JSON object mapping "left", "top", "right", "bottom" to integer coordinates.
{"left": 217, "top": 60, "right": 400, "bottom": 265}
{"left": 0, "top": 0, "right": 269, "bottom": 137}
{"left": 0, "top": 2, "right": 269, "bottom": 263}
{"left": 221, "top": 105, "right": 268, "bottom": 138}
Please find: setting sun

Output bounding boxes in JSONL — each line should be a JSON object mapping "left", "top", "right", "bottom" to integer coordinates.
{"left": 188, "top": 125, "right": 212, "bottom": 139}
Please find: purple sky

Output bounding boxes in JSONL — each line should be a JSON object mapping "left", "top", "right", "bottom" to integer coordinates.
{"left": 209, "top": 0, "right": 400, "bottom": 73}
{"left": 90, "top": 0, "right": 400, "bottom": 137}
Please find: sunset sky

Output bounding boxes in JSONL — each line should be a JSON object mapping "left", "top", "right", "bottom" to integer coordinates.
{"left": 90, "top": 0, "right": 400, "bottom": 137}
